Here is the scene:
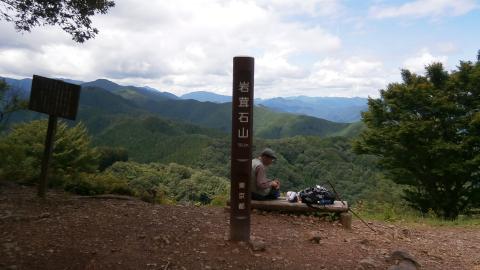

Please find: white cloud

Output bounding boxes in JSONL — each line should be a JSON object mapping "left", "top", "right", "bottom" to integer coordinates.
{"left": 0, "top": 0, "right": 345, "bottom": 97}
{"left": 0, "top": 44, "right": 93, "bottom": 78}
{"left": 256, "top": 0, "right": 344, "bottom": 17}
{"left": 370, "top": 0, "right": 478, "bottom": 19}
{"left": 256, "top": 51, "right": 306, "bottom": 84}
{"left": 3, "top": 0, "right": 468, "bottom": 99}
{"left": 252, "top": 57, "right": 394, "bottom": 98}
{"left": 403, "top": 50, "right": 448, "bottom": 73}
{"left": 306, "top": 57, "right": 391, "bottom": 97}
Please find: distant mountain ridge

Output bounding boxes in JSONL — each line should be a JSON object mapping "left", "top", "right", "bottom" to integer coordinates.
{"left": 81, "top": 78, "right": 121, "bottom": 91}
{"left": 2, "top": 76, "right": 364, "bottom": 139}
{"left": 1, "top": 77, "right": 180, "bottom": 101}
{"left": 256, "top": 96, "right": 368, "bottom": 123}
{"left": 179, "top": 91, "right": 368, "bottom": 123}
{"left": 2, "top": 76, "right": 366, "bottom": 122}
{"left": 181, "top": 91, "right": 231, "bottom": 103}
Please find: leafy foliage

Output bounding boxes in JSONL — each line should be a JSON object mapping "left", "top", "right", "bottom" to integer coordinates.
{"left": 105, "top": 162, "right": 230, "bottom": 204}
{"left": 0, "top": 119, "right": 230, "bottom": 205}
{"left": 85, "top": 112, "right": 398, "bottom": 206}
{"left": 354, "top": 61, "right": 480, "bottom": 219}
{"left": 64, "top": 172, "right": 133, "bottom": 196}
{"left": 0, "top": 0, "right": 115, "bottom": 42}
{"left": 0, "top": 119, "right": 98, "bottom": 185}
{"left": 0, "top": 79, "right": 27, "bottom": 131}
{"left": 194, "top": 136, "right": 403, "bottom": 205}
{"left": 97, "top": 146, "right": 128, "bottom": 171}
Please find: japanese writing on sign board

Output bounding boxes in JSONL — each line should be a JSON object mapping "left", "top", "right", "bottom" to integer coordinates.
{"left": 237, "top": 81, "right": 250, "bottom": 139}
{"left": 235, "top": 80, "right": 252, "bottom": 211}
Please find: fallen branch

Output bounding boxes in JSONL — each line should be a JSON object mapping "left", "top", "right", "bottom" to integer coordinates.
{"left": 74, "top": 194, "right": 137, "bottom": 201}
{"left": 327, "top": 180, "right": 376, "bottom": 232}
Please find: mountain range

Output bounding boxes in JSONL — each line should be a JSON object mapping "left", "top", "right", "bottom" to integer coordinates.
{"left": 182, "top": 91, "right": 368, "bottom": 123}
{"left": 2, "top": 77, "right": 367, "bottom": 123}
{"left": 1, "top": 76, "right": 366, "bottom": 148}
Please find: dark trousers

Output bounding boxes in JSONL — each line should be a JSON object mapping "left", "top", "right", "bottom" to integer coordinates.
{"left": 251, "top": 189, "right": 280, "bottom": 201}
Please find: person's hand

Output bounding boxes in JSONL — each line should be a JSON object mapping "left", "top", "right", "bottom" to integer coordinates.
{"left": 270, "top": 180, "right": 278, "bottom": 189}
{"left": 272, "top": 179, "right": 280, "bottom": 189}
{"left": 271, "top": 181, "right": 278, "bottom": 189}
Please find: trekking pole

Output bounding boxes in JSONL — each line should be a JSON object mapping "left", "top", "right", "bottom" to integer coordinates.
{"left": 326, "top": 180, "right": 376, "bottom": 232}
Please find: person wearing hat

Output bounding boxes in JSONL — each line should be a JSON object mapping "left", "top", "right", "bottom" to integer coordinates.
{"left": 251, "top": 148, "right": 281, "bottom": 200}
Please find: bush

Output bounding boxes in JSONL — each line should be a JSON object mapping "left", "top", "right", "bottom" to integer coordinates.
{"left": 64, "top": 172, "right": 133, "bottom": 196}
{"left": 105, "top": 161, "right": 230, "bottom": 204}
{"left": 210, "top": 194, "right": 229, "bottom": 206}
{"left": 97, "top": 146, "right": 128, "bottom": 171}
{"left": 0, "top": 120, "right": 99, "bottom": 185}
{"left": 64, "top": 175, "right": 104, "bottom": 196}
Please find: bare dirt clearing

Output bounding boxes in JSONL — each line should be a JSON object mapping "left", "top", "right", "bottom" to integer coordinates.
{"left": 1, "top": 183, "right": 479, "bottom": 270}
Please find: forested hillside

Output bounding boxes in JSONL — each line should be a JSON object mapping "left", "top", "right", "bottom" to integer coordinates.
{"left": 1, "top": 77, "right": 364, "bottom": 137}
{"left": 1, "top": 77, "right": 363, "bottom": 139}
{"left": 0, "top": 76, "right": 386, "bottom": 207}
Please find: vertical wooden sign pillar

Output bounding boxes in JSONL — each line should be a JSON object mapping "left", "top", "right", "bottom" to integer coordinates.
{"left": 230, "top": 56, "right": 254, "bottom": 241}
{"left": 37, "top": 115, "right": 58, "bottom": 198}
{"left": 28, "top": 75, "right": 81, "bottom": 198}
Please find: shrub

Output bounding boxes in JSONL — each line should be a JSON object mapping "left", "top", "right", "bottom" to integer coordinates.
{"left": 0, "top": 120, "right": 98, "bottom": 186}
{"left": 97, "top": 146, "right": 128, "bottom": 171}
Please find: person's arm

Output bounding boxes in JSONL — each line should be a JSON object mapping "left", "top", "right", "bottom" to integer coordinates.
{"left": 255, "top": 165, "right": 273, "bottom": 189}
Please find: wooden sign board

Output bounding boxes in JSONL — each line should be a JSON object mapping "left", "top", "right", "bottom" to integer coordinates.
{"left": 27, "top": 75, "right": 81, "bottom": 197}
{"left": 28, "top": 75, "right": 81, "bottom": 120}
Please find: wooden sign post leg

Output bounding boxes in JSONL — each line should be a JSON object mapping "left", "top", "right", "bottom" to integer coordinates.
{"left": 37, "top": 115, "right": 58, "bottom": 198}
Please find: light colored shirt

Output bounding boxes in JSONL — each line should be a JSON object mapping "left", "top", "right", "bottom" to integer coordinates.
{"left": 251, "top": 158, "right": 272, "bottom": 196}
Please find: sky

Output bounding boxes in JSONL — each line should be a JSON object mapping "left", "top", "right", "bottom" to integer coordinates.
{"left": 0, "top": 0, "right": 479, "bottom": 98}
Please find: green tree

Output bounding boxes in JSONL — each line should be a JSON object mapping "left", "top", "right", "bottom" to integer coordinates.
{"left": 0, "top": 119, "right": 99, "bottom": 185}
{"left": 0, "top": 79, "right": 27, "bottom": 130}
{"left": 97, "top": 146, "right": 128, "bottom": 171}
{"left": 354, "top": 61, "right": 480, "bottom": 219}
{"left": 0, "top": 0, "right": 115, "bottom": 42}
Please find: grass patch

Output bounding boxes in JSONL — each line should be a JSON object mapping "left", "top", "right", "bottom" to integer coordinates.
{"left": 353, "top": 201, "right": 480, "bottom": 227}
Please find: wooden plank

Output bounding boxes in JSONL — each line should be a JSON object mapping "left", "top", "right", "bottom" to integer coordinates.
{"left": 227, "top": 198, "right": 348, "bottom": 213}
{"left": 251, "top": 199, "right": 348, "bottom": 213}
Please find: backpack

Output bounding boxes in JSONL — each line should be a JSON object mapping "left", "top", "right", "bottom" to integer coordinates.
{"left": 299, "top": 185, "right": 336, "bottom": 206}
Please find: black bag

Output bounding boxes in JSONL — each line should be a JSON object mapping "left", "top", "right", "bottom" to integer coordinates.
{"left": 299, "top": 185, "right": 335, "bottom": 206}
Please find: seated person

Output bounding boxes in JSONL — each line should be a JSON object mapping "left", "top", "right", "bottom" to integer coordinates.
{"left": 251, "top": 148, "right": 281, "bottom": 200}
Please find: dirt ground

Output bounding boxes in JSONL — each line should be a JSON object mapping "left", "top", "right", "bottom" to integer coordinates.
{"left": 1, "top": 183, "right": 479, "bottom": 270}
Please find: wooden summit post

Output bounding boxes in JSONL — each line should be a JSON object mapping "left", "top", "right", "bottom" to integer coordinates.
{"left": 28, "top": 75, "right": 81, "bottom": 198}
{"left": 230, "top": 56, "right": 254, "bottom": 241}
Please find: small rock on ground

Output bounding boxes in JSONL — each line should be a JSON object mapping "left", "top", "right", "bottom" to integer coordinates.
{"left": 249, "top": 240, "right": 266, "bottom": 252}
{"left": 357, "top": 257, "right": 380, "bottom": 269}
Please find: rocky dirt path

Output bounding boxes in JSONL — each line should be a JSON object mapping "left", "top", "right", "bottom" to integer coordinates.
{"left": 1, "top": 183, "right": 479, "bottom": 270}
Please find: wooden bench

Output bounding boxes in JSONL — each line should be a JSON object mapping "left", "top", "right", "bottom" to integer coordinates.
{"left": 227, "top": 198, "right": 352, "bottom": 229}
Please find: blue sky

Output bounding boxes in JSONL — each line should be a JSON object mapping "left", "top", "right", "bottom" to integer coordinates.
{"left": 0, "top": 0, "right": 479, "bottom": 98}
